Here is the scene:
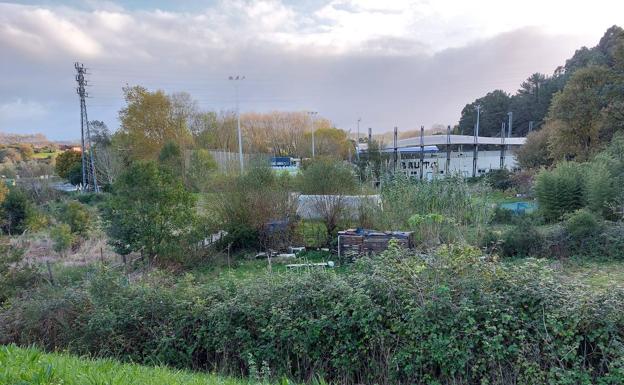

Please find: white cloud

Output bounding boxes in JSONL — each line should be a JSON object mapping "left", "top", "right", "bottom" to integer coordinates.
{"left": 0, "top": 0, "right": 621, "bottom": 139}
{"left": 0, "top": 99, "right": 48, "bottom": 121}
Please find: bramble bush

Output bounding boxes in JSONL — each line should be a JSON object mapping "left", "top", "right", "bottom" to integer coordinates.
{"left": 2, "top": 246, "right": 624, "bottom": 384}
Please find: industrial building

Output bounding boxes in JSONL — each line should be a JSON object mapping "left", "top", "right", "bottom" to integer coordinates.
{"left": 360, "top": 133, "right": 526, "bottom": 179}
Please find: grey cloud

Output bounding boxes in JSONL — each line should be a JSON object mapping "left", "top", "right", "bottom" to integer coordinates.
{"left": 0, "top": 3, "right": 589, "bottom": 139}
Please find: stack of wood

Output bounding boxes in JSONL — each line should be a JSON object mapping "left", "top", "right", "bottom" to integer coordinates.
{"left": 337, "top": 228, "right": 414, "bottom": 258}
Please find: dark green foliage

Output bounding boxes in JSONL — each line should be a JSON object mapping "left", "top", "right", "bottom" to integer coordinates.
{"left": 158, "top": 141, "right": 184, "bottom": 177}
{"left": 501, "top": 219, "right": 544, "bottom": 257}
{"left": 75, "top": 192, "right": 107, "bottom": 206}
{"left": 458, "top": 90, "right": 511, "bottom": 137}
{"left": 55, "top": 150, "right": 82, "bottom": 180}
{"left": 564, "top": 209, "right": 603, "bottom": 256}
{"left": 585, "top": 133, "right": 624, "bottom": 219}
{"left": 1, "top": 188, "right": 33, "bottom": 235}
{"left": 3, "top": 248, "right": 624, "bottom": 384}
{"left": 535, "top": 162, "right": 586, "bottom": 222}
{"left": 491, "top": 206, "right": 514, "bottom": 224}
{"left": 565, "top": 209, "right": 602, "bottom": 241}
{"left": 102, "top": 162, "right": 199, "bottom": 260}
{"left": 67, "top": 162, "right": 83, "bottom": 185}
{"left": 486, "top": 169, "right": 512, "bottom": 191}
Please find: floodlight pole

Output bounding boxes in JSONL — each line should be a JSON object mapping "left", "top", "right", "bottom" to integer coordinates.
{"left": 229, "top": 75, "right": 245, "bottom": 173}
{"left": 307, "top": 111, "right": 318, "bottom": 158}
{"left": 356, "top": 117, "right": 361, "bottom": 160}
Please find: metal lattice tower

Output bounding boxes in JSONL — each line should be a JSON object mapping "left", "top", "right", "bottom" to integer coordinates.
{"left": 74, "top": 63, "right": 99, "bottom": 192}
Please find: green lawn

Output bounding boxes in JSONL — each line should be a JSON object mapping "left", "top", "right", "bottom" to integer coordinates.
{"left": 0, "top": 345, "right": 266, "bottom": 385}
{"left": 31, "top": 151, "right": 58, "bottom": 159}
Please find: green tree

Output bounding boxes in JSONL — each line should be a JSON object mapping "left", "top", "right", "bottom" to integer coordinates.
{"left": 458, "top": 90, "right": 511, "bottom": 137}
{"left": 515, "top": 127, "right": 553, "bottom": 169}
{"left": 55, "top": 150, "right": 82, "bottom": 180}
{"left": 117, "top": 86, "right": 193, "bottom": 161}
{"left": 102, "top": 162, "right": 199, "bottom": 260}
{"left": 547, "top": 66, "right": 616, "bottom": 161}
{"left": 585, "top": 133, "right": 624, "bottom": 219}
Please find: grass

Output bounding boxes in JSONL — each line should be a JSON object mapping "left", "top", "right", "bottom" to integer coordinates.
{"left": 190, "top": 250, "right": 339, "bottom": 282}
{"left": 554, "top": 258, "right": 624, "bottom": 291}
{"left": 0, "top": 345, "right": 265, "bottom": 385}
{"left": 31, "top": 151, "right": 58, "bottom": 160}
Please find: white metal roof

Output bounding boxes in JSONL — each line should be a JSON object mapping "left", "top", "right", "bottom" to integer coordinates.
{"left": 394, "top": 135, "right": 526, "bottom": 147}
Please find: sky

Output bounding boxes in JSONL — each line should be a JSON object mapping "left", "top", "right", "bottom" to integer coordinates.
{"left": 0, "top": 0, "right": 622, "bottom": 140}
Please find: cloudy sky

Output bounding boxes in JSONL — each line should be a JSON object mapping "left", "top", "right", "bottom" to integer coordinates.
{"left": 0, "top": 0, "right": 622, "bottom": 140}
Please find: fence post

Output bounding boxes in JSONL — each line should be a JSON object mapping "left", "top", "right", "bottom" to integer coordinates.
{"left": 46, "top": 260, "right": 54, "bottom": 285}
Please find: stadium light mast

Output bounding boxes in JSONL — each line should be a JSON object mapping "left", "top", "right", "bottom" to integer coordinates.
{"left": 229, "top": 75, "right": 245, "bottom": 173}
{"left": 356, "top": 117, "right": 361, "bottom": 159}
{"left": 307, "top": 111, "right": 318, "bottom": 158}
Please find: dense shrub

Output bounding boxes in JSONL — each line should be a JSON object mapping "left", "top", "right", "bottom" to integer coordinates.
{"left": 3, "top": 247, "right": 624, "bottom": 384}
{"left": 486, "top": 169, "right": 512, "bottom": 191}
{"left": 216, "top": 167, "right": 296, "bottom": 251}
{"left": 54, "top": 150, "right": 82, "bottom": 180}
{"left": 0, "top": 188, "right": 33, "bottom": 235}
{"left": 500, "top": 219, "right": 544, "bottom": 257}
{"left": 565, "top": 209, "right": 602, "bottom": 242}
{"left": 50, "top": 224, "right": 74, "bottom": 257}
{"left": 58, "top": 201, "right": 92, "bottom": 236}
{"left": 490, "top": 206, "right": 514, "bottom": 224}
{"left": 535, "top": 162, "right": 586, "bottom": 222}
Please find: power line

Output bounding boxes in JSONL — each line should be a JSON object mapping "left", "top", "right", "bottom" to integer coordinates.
{"left": 75, "top": 62, "right": 99, "bottom": 193}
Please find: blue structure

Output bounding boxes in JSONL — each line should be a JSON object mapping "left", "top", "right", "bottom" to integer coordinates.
{"left": 271, "top": 156, "right": 292, "bottom": 167}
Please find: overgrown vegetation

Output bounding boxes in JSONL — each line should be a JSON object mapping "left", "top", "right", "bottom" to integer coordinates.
{"left": 2, "top": 246, "right": 624, "bottom": 384}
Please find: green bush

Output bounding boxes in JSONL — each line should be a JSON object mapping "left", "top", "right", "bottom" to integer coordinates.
{"left": 1, "top": 187, "right": 33, "bottom": 235}
{"left": 486, "top": 169, "right": 512, "bottom": 191}
{"left": 215, "top": 167, "right": 296, "bottom": 251}
{"left": 491, "top": 206, "right": 514, "bottom": 224}
{"left": 565, "top": 209, "right": 602, "bottom": 242}
{"left": 535, "top": 162, "right": 586, "bottom": 222}
{"left": 3, "top": 247, "right": 624, "bottom": 384}
{"left": 51, "top": 224, "right": 74, "bottom": 257}
{"left": 500, "top": 219, "right": 544, "bottom": 257}
{"left": 59, "top": 201, "right": 91, "bottom": 236}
